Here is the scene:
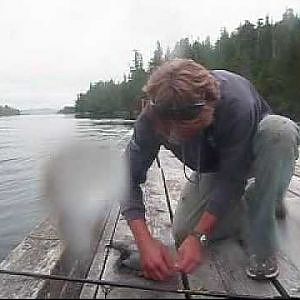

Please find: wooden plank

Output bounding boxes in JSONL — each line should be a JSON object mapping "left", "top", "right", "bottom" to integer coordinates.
{"left": 276, "top": 253, "right": 300, "bottom": 298}
{"left": 159, "top": 149, "right": 283, "bottom": 298}
{"left": 294, "top": 164, "right": 300, "bottom": 177}
{"left": 211, "top": 240, "right": 280, "bottom": 298}
{"left": 158, "top": 150, "right": 227, "bottom": 298}
{"left": 0, "top": 237, "right": 64, "bottom": 299}
{"left": 278, "top": 191, "right": 300, "bottom": 269}
{"left": 98, "top": 164, "right": 184, "bottom": 298}
{"left": 80, "top": 135, "right": 132, "bottom": 298}
{"left": 157, "top": 148, "right": 187, "bottom": 216}
{"left": 0, "top": 218, "right": 67, "bottom": 299}
{"left": 53, "top": 216, "right": 110, "bottom": 298}
{"left": 275, "top": 191, "right": 300, "bottom": 298}
{"left": 96, "top": 147, "right": 298, "bottom": 298}
{"left": 186, "top": 250, "right": 227, "bottom": 299}
{"left": 0, "top": 216, "right": 105, "bottom": 299}
{"left": 99, "top": 221, "right": 182, "bottom": 299}
{"left": 285, "top": 190, "right": 300, "bottom": 221}
{"left": 28, "top": 218, "right": 60, "bottom": 240}
{"left": 80, "top": 203, "right": 120, "bottom": 299}
{"left": 288, "top": 175, "right": 300, "bottom": 196}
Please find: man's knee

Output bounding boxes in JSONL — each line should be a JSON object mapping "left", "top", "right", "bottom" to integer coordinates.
{"left": 255, "top": 115, "right": 300, "bottom": 157}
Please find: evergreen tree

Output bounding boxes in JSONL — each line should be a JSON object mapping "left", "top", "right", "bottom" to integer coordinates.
{"left": 149, "top": 41, "right": 164, "bottom": 72}
{"left": 75, "top": 8, "right": 300, "bottom": 120}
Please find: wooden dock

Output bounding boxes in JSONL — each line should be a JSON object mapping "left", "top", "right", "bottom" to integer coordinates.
{"left": 1, "top": 148, "right": 300, "bottom": 298}
{"left": 79, "top": 148, "right": 300, "bottom": 299}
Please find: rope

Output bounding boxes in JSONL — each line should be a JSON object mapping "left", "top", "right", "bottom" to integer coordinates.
{"left": 155, "top": 155, "right": 174, "bottom": 223}
{"left": 156, "top": 153, "right": 195, "bottom": 300}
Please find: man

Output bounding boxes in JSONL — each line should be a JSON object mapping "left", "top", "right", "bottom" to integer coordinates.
{"left": 121, "top": 59, "right": 299, "bottom": 281}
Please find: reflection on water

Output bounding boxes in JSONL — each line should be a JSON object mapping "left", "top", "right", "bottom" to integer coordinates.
{"left": 0, "top": 114, "right": 132, "bottom": 261}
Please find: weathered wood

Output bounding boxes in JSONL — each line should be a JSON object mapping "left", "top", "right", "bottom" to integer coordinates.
{"left": 158, "top": 149, "right": 289, "bottom": 298}
{"left": 28, "top": 218, "right": 60, "bottom": 241}
{"left": 80, "top": 134, "right": 132, "bottom": 298}
{"left": 274, "top": 159, "right": 300, "bottom": 298}
{"left": 0, "top": 213, "right": 111, "bottom": 299}
{"left": 211, "top": 240, "right": 280, "bottom": 298}
{"left": 98, "top": 164, "right": 184, "bottom": 298}
{"left": 278, "top": 191, "right": 300, "bottom": 269}
{"left": 186, "top": 249, "right": 227, "bottom": 299}
{"left": 276, "top": 252, "right": 300, "bottom": 298}
{"left": 158, "top": 150, "right": 226, "bottom": 298}
{"left": 98, "top": 226, "right": 182, "bottom": 299}
{"left": 80, "top": 203, "right": 120, "bottom": 299}
{"left": 275, "top": 191, "right": 300, "bottom": 297}
{"left": 0, "top": 237, "right": 64, "bottom": 299}
{"left": 294, "top": 164, "right": 300, "bottom": 178}
{"left": 3, "top": 146, "right": 299, "bottom": 298}
{"left": 294, "top": 158, "right": 300, "bottom": 177}
{"left": 288, "top": 175, "right": 300, "bottom": 197}
{"left": 157, "top": 148, "right": 187, "bottom": 217}
{"left": 53, "top": 210, "right": 114, "bottom": 299}
{"left": 158, "top": 150, "right": 227, "bottom": 299}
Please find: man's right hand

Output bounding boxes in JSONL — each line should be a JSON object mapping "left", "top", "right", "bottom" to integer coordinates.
{"left": 139, "top": 238, "right": 175, "bottom": 281}
{"left": 128, "top": 219, "right": 175, "bottom": 281}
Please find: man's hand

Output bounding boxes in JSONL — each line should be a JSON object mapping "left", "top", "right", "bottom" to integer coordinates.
{"left": 175, "top": 235, "right": 204, "bottom": 274}
{"left": 139, "top": 238, "right": 175, "bottom": 281}
{"left": 128, "top": 219, "right": 175, "bottom": 281}
{"left": 174, "top": 210, "right": 217, "bottom": 274}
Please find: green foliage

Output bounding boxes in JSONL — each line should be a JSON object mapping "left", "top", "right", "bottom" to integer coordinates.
{"left": 75, "top": 49, "right": 148, "bottom": 119}
{"left": 75, "top": 8, "right": 300, "bottom": 120}
{"left": 149, "top": 41, "right": 164, "bottom": 72}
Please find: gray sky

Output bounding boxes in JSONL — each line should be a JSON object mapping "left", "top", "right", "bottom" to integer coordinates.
{"left": 0, "top": 0, "right": 299, "bottom": 109}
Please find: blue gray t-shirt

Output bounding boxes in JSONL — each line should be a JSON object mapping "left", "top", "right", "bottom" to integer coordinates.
{"left": 121, "top": 70, "right": 271, "bottom": 221}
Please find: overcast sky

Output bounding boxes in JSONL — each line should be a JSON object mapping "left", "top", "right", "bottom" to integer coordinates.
{"left": 0, "top": 0, "right": 299, "bottom": 110}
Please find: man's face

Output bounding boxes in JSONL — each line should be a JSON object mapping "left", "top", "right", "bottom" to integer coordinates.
{"left": 168, "top": 118, "right": 205, "bottom": 141}
{"left": 151, "top": 100, "right": 215, "bottom": 142}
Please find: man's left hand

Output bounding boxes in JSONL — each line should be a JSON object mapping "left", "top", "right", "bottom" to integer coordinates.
{"left": 175, "top": 235, "right": 204, "bottom": 274}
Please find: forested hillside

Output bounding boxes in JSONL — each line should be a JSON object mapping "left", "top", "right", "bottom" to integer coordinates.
{"left": 75, "top": 9, "right": 300, "bottom": 120}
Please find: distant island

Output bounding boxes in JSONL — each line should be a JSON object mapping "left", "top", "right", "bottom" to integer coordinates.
{"left": 58, "top": 106, "right": 75, "bottom": 114}
{"left": 20, "top": 108, "right": 59, "bottom": 115}
{"left": 0, "top": 105, "right": 20, "bottom": 116}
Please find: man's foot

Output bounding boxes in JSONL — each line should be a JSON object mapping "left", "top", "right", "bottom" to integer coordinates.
{"left": 276, "top": 201, "right": 287, "bottom": 220}
{"left": 246, "top": 255, "right": 279, "bottom": 280}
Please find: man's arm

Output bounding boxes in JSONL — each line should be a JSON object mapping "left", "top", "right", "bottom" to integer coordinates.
{"left": 121, "top": 111, "right": 160, "bottom": 220}
{"left": 128, "top": 219, "right": 153, "bottom": 249}
{"left": 193, "top": 211, "right": 218, "bottom": 236}
{"left": 122, "top": 112, "right": 175, "bottom": 280}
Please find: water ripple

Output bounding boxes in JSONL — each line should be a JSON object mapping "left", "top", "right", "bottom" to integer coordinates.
{"left": 0, "top": 115, "right": 132, "bottom": 261}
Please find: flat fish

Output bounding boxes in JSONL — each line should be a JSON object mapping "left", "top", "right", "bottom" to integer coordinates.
{"left": 108, "top": 241, "right": 142, "bottom": 274}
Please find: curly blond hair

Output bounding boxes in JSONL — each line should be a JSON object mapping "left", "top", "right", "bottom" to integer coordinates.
{"left": 143, "top": 59, "right": 220, "bottom": 107}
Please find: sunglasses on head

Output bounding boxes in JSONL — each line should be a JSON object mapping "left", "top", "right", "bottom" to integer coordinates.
{"left": 150, "top": 100, "right": 207, "bottom": 120}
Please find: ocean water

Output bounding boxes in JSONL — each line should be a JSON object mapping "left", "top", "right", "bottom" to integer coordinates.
{"left": 0, "top": 114, "right": 132, "bottom": 261}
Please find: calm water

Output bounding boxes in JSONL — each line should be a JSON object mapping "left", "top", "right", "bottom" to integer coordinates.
{"left": 0, "top": 114, "right": 132, "bottom": 261}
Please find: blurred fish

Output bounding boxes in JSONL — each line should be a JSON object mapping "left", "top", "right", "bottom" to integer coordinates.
{"left": 108, "top": 241, "right": 142, "bottom": 277}
{"left": 42, "top": 140, "right": 126, "bottom": 258}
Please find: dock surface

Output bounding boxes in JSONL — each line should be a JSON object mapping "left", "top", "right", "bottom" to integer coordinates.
{"left": 80, "top": 148, "right": 300, "bottom": 299}
{"left": 1, "top": 148, "right": 300, "bottom": 298}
